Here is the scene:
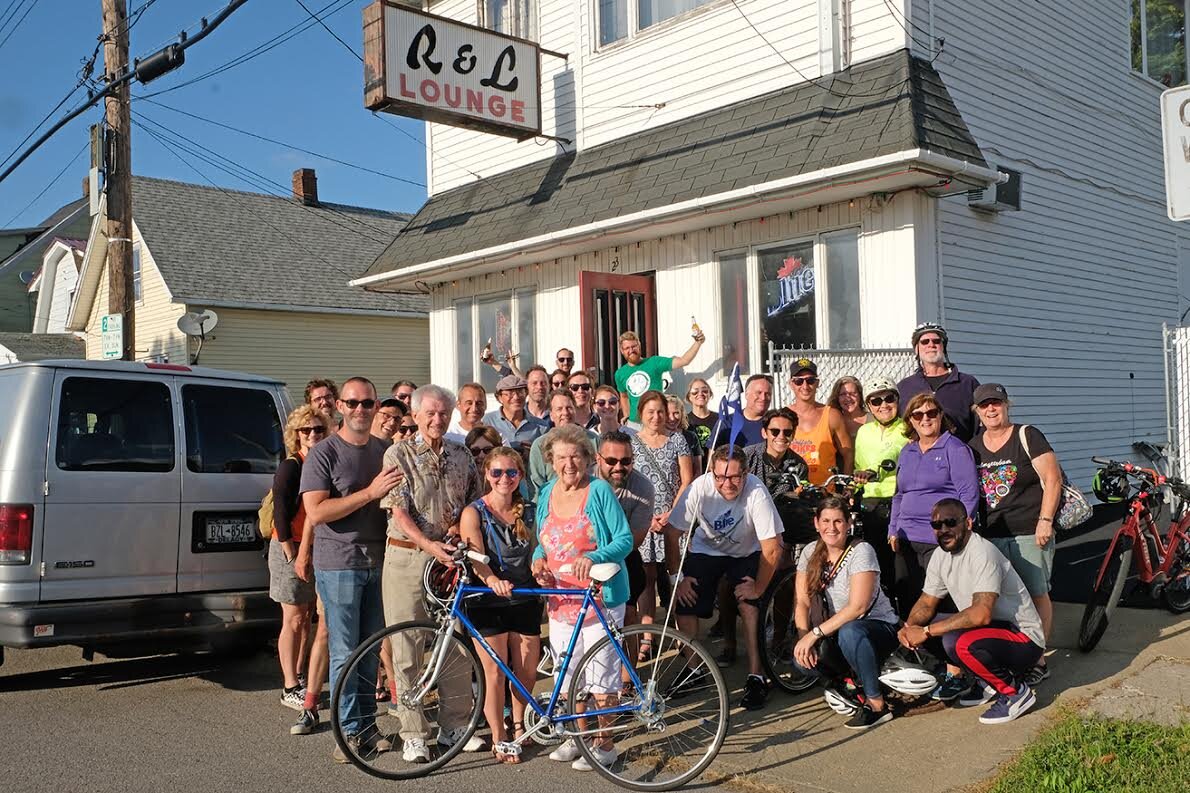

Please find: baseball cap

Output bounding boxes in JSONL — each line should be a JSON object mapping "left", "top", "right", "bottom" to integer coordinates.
{"left": 789, "top": 357, "right": 818, "bottom": 376}
{"left": 973, "top": 383, "right": 1008, "bottom": 405}
{"left": 496, "top": 374, "right": 529, "bottom": 393}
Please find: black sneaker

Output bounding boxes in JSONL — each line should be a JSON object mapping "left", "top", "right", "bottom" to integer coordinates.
{"left": 930, "top": 672, "right": 970, "bottom": 702}
{"left": 715, "top": 647, "right": 736, "bottom": 668}
{"left": 1023, "top": 662, "right": 1050, "bottom": 687}
{"left": 844, "top": 706, "right": 893, "bottom": 730}
{"left": 739, "top": 674, "right": 768, "bottom": 711}
{"left": 667, "top": 665, "right": 711, "bottom": 699}
{"left": 290, "top": 708, "right": 319, "bottom": 736}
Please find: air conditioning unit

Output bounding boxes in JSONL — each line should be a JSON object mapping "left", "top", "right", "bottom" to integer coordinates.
{"left": 967, "top": 167, "right": 1022, "bottom": 212}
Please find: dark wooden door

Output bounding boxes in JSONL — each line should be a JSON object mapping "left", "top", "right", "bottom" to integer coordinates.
{"left": 579, "top": 271, "right": 657, "bottom": 386}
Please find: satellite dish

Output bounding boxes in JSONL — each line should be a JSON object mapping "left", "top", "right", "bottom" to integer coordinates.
{"left": 177, "top": 310, "right": 218, "bottom": 365}
{"left": 18, "top": 270, "right": 36, "bottom": 285}
{"left": 177, "top": 310, "right": 219, "bottom": 337}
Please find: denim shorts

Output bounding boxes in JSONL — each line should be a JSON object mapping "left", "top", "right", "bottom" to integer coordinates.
{"left": 990, "top": 536, "right": 1055, "bottom": 597}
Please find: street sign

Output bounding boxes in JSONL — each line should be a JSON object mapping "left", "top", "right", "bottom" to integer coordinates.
{"left": 1161, "top": 85, "right": 1190, "bottom": 222}
{"left": 100, "top": 313, "right": 123, "bottom": 359}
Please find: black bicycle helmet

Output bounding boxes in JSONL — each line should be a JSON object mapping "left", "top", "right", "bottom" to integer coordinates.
{"left": 1092, "top": 468, "right": 1130, "bottom": 504}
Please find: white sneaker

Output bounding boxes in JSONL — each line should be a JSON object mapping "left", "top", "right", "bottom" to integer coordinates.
{"left": 402, "top": 737, "right": 430, "bottom": 764}
{"left": 280, "top": 688, "right": 305, "bottom": 711}
{"left": 572, "top": 744, "right": 618, "bottom": 771}
{"left": 437, "top": 727, "right": 484, "bottom": 752}
{"left": 549, "top": 739, "right": 581, "bottom": 762}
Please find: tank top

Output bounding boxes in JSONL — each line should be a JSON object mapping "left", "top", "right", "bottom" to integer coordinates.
{"left": 790, "top": 405, "right": 838, "bottom": 486}
{"left": 470, "top": 498, "right": 536, "bottom": 607}
{"left": 539, "top": 489, "right": 601, "bottom": 626}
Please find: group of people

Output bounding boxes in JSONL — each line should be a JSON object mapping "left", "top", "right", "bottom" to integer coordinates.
{"left": 263, "top": 320, "right": 1063, "bottom": 768}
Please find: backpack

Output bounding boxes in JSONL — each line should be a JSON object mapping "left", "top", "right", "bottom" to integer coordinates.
{"left": 258, "top": 455, "right": 300, "bottom": 540}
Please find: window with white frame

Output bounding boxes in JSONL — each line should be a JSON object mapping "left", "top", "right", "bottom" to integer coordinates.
{"left": 455, "top": 288, "right": 537, "bottom": 391}
{"left": 481, "top": 0, "right": 537, "bottom": 40}
{"left": 132, "top": 244, "right": 143, "bottom": 303}
{"left": 1131, "top": 0, "right": 1187, "bottom": 86}
{"left": 598, "top": 0, "right": 717, "bottom": 46}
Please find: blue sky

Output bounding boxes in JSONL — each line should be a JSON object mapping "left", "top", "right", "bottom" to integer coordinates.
{"left": 0, "top": 0, "right": 428, "bottom": 228}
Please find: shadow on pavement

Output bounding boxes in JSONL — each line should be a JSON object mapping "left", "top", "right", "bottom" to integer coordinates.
{"left": 0, "top": 648, "right": 277, "bottom": 694}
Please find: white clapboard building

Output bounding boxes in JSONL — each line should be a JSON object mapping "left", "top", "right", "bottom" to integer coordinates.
{"left": 354, "top": 0, "right": 1190, "bottom": 484}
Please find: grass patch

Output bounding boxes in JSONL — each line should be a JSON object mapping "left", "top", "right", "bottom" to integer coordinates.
{"left": 986, "top": 711, "right": 1190, "bottom": 793}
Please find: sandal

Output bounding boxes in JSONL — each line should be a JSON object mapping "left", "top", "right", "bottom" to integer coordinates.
{"left": 637, "top": 637, "right": 654, "bottom": 664}
{"left": 493, "top": 739, "right": 522, "bottom": 764}
{"left": 374, "top": 684, "right": 390, "bottom": 703}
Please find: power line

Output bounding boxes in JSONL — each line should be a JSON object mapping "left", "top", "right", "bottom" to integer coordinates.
{"left": 880, "top": 0, "right": 941, "bottom": 53}
{"left": 123, "top": 0, "right": 161, "bottom": 34}
{"left": 3, "top": 140, "right": 89, "bottom": 227}
{"left": 0, "top": 0, "right": 38, "bottom": 53}
{"left": 292, "top": 0, "right": 359, "bottom": 61}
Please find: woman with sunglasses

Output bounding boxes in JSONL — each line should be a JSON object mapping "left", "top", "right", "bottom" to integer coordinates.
{"left": 685, "top": 379, "right": 716, "bottom": 456}
{"left": 550, "top": 369, "right": 569, "bottom": 391}
{"left": 268, "top": 404, "right": 325, "bottom": 711}
{"left": 592, "top": 384, "right": 634, "bottom": 436}
{"left": 828, "top": 376, "right": 866, "bottom": 441}
{"left": 665, "top": 394, "right": 704, "bottom": 476}
{"left": 567, "top": 371, "right": 598, "bottom": 429}
{"left": 458, "top": 448, "right": 541, "bottom": 764}
{"left": 890, "top": 394, "right": 979, "bottom": 670}
{"left": 787, "top": 358, "right": 853, "bottom": 485}
{"left": 852, "top": 378, "right": 909, "bottom": 593}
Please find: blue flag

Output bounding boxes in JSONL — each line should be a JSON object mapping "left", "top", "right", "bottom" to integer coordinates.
{"left": 711, "top": 363, "right": 745, "bottom": 452}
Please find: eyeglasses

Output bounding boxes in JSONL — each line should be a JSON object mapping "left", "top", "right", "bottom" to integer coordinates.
{"left": 601, "top": 455, "right": 634, "bottom": 467}
{"left": 909, "top": 408, "right": 941, "bottom": 421}
{"left": 569, "top": 383, "right": 592, "bottom": 392}
{"left": 929, "top": 517, "right": 961, "bottom": 530}
{"left": 396, "top": 425, "right": 416, "bottom": 436}
{"left": 557, "top": 356, "right": 574, "bottom": 364}
{"left": 297, "top": 426, "right": 326, "bottom": 435}
{"left": 766, "top": 427, "right": 795, "bottom": 438}
{"left": 867, "top": 394, "right": 897, "bottom": 407}
{"left": 713, "top": 474, "right": 743, "bottom": 484}
{"left": 489, "top": 468, "right": 521, "bottom": 480}
{"left": 595, "top": 397, "right": 619, "bottom": 407}
{"left": 469, "top": 445, "right": 494, "bottom": 457}
{"left": 791, "top": 377, "right": 819, "bottom": 386}
{"left": 918, "top": 337, "right": 943, "bottom": 347}
{"left": 378, "top": 413, "right": 401, "bottom": 424}
{"left": 341, "top": 398, "right": 377, "bottom": 410}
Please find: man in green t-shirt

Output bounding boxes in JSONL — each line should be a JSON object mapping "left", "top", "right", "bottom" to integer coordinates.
{"left": 614, "top": 328, "right": 705, "bottom": 421}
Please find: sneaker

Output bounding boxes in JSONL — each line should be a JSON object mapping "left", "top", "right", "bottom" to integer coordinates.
{"left": 572, "top": 743, "right": 618, "bottom": 771}
{"left": 667, "top": 665, "right": 711, "bottom": 699}
{"left": 739, "top": 674, "right": 768, "bottom": 711}
{"left": 438, "top": 727, "right": 484, "bottom": 752}
{"left": 1024, "top": 662, "right": 1050, "bottom": 687}
{"left": 549, "top": 739, "right": 582, "bottom": 762}
{"left": 290, "top": 708, "right": 319, "bottom": 735}
{"left": 402, "top": 737, "right": 430, "bottom": 764}
{"left": 333, "top": 733, "right": 393, "bottom": 763}
{"left": 715, "top": 647, "right": 736, "bottom": 668}
{"left": 930, "top": 672, "right": 969, "bottom": 702}
{"left": 979, "top": 683, "right": 1036, "bottom": 725}
{"left": 958, "top": 682, "right": 997, "bottom": 708}
{"left": 280, "top": 687, "right": 306, "bottom": 711}
{"left": 844, "top": 706, "right": 893, "bottom": 730}
{"left": 296, "top": 673, "right": 308, "bottom": 691}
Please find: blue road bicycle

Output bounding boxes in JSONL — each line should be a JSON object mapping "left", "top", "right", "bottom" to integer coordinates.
{"left": 331, "top": 544, "right": 729, "bottom": 790}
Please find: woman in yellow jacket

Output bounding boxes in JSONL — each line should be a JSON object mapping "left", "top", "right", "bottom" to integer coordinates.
{"left": 852, "top": 378, "right": 909, "bottom": 600}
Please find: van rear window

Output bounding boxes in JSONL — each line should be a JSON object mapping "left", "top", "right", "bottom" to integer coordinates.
{"left": 56, "top": 377, "right": 175, "bottom": 472}
{"left": 182, "top": 385, "right": 283, "bottom": 474}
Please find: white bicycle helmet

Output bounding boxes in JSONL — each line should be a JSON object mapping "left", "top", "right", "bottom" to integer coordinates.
{"left": 823, "top": 687, "right": 861, "bottom": 715}
{"left": 878, "top": 655, "right": 938, "bottom": 697}
{"left": 865, "top": 377, "right": 899, "bottom": 398}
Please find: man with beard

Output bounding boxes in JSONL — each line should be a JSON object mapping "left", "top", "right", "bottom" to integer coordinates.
{"left": 595, "top": 431, "right": 655, "bottom": 629}
{"left": 614, "top": 329, "right": 704, "bottom": 423}
{"left": 897, "top": 323, "right": 982, "bottom": 442}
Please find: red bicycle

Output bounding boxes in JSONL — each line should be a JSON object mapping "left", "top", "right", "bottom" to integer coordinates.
{"left": 1078, "top": 457, "right": 1190, "bottom": 652}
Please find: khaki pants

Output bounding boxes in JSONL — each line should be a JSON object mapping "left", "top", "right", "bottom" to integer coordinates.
{"left": 383, "top": 544, "right": 469, "bottom": 741}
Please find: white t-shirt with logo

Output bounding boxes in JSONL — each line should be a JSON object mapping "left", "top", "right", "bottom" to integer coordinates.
{"left": 667, "top": 473, "right": 782, "bottom": 557}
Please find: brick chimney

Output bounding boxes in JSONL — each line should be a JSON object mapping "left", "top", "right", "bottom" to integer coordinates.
{"left": 292, "top": 168, "right": 318, "bottom": 205}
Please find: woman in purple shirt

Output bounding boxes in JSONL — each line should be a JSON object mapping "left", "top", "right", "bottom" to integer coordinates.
{"left": 889, "top": 392, "right": 978, "bottom": 619}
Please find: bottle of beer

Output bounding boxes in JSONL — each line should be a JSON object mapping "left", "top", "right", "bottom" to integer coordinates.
{"left": 481, "top": 337, "right": 493, "bottom": 362}
{"left": 691, "top": 316, "right": 702, "bottom": 338}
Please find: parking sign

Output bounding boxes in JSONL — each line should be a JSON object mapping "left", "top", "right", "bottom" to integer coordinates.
{"left": 101, "top": 313, "right": 123, "bottom": 359}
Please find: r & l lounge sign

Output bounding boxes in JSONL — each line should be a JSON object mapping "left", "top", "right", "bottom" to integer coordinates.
{"left": 364, "top": 1, "right": 542, "bottom": 141}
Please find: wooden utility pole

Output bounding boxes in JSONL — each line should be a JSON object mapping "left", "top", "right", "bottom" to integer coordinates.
{"left": 102, "top": 0, "right": 134, "bottom": 361}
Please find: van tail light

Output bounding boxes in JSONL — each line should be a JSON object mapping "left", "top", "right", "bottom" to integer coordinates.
{"left": 0, "top": 504, "right": 34, "bottom": 564}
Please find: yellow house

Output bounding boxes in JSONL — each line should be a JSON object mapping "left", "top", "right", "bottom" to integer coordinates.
{"left": 67, "top": 172, "right": 429, "bottom": 404}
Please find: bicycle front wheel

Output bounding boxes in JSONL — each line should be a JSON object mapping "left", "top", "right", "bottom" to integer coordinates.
{"left": 568, "top": 624, "right": 728, "bottom": 791}
{"left": 758, "top": 568, "right": 816, "bottom": 694}
{"left": 1162, "top": 536, "right": 1190, "bottom": 613}
{"left": 1078, "top": 535, "right": 1134, "bottom": 652}
{"left": 331, "top": 621, "right": 484, "bottom": 780}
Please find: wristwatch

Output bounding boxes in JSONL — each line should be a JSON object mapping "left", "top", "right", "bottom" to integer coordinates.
{"left": 811, "top": 626, "right": 824, "bottom": 638}
{"left": 922, "top": 624, "right": 932, "bottom": 638}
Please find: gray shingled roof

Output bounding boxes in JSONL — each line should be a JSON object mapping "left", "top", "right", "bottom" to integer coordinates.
{"left": 363, "top": 49, "right": 986, "bottom": 282}
{"left": 0, "top": 332, "right": 84, "bottom": 362}
{"left": 130, "top": 176, "right": 427, "bottom": 314}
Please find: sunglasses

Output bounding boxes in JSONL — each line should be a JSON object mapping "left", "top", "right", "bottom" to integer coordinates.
{"left": 396, "top": 425, "right": 416, "bottom": 436}
{"left": 557, "top": 356, "right": 574, "bottom": 364}
{"left": 297, "top": 426, "right": 326, "bottom": 435}
{"left": 867, "top": 394, "right": 897, "bottom": 407}
{"left": 601, "top": 455, "right": 634, "bottom": 467}
{"left": 978, "top": 399, "right": 1004, "bottom": 409}
{"left": 489, "top": 468, "right": 521, "bottom": 480}
{"left": 595, "top": 397, "right": 619, "bottom": 407}
{"left": 791, "top": 376, "right": 819, "bottom": 386}
{"left": 469, "top": 445, "right": 494, "bottom": 457}
{"left": 569, "top": 383, "right": 592, "bottom": 392}
{"left": 341, "top": 398, "right": 376, "bottom": 410}
{"left": 551, "top": 381, "right": 566, "bottom": 388}
{"left": 910, "top": 408, "right": 941, "bottom": 421}
{"left": 689, "top": 389, "right": 711, "bottom": 396}
{"left": 929, "top": 517, "right": 961, "bottom": 530}
{"left": 918, "top": 338, "right": 943, "bottom": 347}
{"left": 766, "top": 427, "right": 795, "bottom": 438}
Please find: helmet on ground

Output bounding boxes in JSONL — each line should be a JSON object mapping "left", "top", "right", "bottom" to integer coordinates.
{"left": 865, "top": 377, "right": 899, "bottom": 398}
{"left": 879, "top": 654, "right": 938, "bottom": 697}
{"left": 1092, "top": 469, "right": 1130, "bottom": 504}
{"left": 911, "top": 322, "right": 949, "bottom": 347}
{"left": 823, "top": 687, "right": 861, "bottom": 715}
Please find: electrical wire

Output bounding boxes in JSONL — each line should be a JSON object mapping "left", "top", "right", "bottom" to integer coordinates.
{"left": 0, "top": 0, "right": 37, "bottom": 53}
{"left": 3, "top": 140, "right": 89, "bottom": 226}
{"left": 880, "top": 0, "right": 940, "bottom": 52}
{"left": 292, "top": 0, "right": 359, "bottom": 61}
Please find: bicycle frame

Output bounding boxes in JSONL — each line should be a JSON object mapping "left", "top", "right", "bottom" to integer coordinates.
{"left": 1095, "top": 488, "right": 1190, "bottom": 589}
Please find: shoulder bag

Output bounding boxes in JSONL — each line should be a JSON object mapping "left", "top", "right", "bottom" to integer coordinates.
{"left": 1018, "top": 424, "right": 1092, "bottom": 532}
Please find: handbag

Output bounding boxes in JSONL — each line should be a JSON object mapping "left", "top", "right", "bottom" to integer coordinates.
{"left": 809, "top": 542, "right": 857, "bottom": 625}
{"left": 1019, "top": 425, "right": 1092, "bottom": 532}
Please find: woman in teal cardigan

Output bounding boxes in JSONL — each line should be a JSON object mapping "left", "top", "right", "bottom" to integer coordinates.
{"left": 530, "top": 424, "right": 633, "bottom": 771}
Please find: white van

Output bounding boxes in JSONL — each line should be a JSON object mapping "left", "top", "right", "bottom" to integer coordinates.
{"left": 0, "top": 359, "right": 292, "bottom": 665}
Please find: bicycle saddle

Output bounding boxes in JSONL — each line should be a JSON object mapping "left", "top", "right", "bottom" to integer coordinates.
{"left": 589, "top": 562, "right": 621, "bottom": 582}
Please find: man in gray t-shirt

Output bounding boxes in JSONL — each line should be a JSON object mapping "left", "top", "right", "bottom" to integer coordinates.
{"left": 596, "top": 430, "right": 655, "bottom": 611}
{"left": 899, "top": 498, "right": 1045, "bottom": 726}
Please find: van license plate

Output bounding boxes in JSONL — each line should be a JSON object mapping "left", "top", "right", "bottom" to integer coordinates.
{"left": 205, "top": 516, "right": 256, "bottom": 545}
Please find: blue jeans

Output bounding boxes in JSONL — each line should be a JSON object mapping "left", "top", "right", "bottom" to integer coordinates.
{"left": 792, "top": 619, "right": 900, "bottom": 699}
{"left": 316, "top": 566, "right": 384, "bottom": 735}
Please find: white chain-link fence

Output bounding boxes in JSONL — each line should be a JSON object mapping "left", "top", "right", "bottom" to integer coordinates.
{"left": 767, "top": 344, "right": 917, "bottom": 406}
{"left": 1163, "top": 323, "right": 1190, "bottom": 479}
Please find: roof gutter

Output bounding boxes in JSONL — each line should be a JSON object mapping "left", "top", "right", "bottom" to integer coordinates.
{"left": 175, "top": 297, "right": 427, "bottom": 319}
{"left": 352, "top": 148, "right": 1003, "bottom": 289}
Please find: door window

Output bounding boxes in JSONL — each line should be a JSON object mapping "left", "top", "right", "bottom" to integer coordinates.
{"left": 55, "top": 377, "right": 174, "bottom": 471}
{"left": 182, "top": 385, "right": 283, "bottom": 474}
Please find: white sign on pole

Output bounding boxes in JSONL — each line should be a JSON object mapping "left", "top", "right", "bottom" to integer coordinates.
{"left": 100, "top": 314, "right": 123, "bottom": 360}
{"left": 1161, "top": 85, "right": 1190, "bottom": 222}
{"left": 363, "top": 1, "right": 542, "bottom": 141}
